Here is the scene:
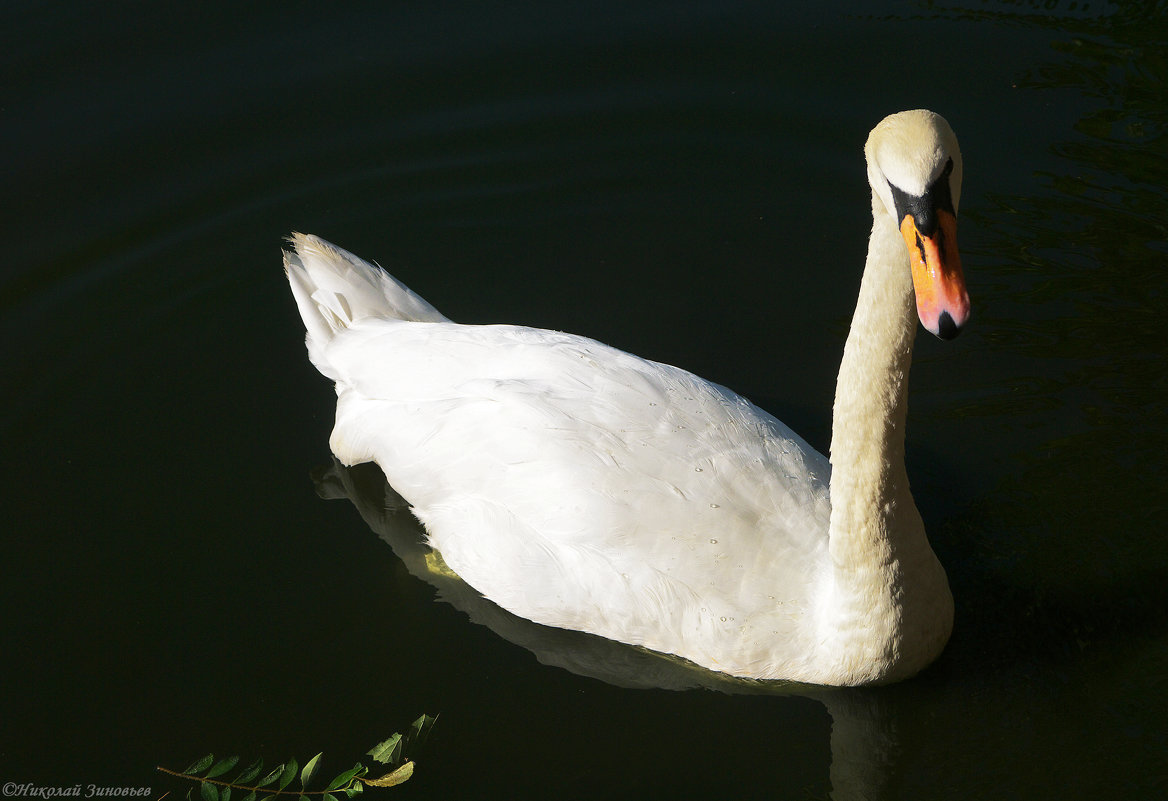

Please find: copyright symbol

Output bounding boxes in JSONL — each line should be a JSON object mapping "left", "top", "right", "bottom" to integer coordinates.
{"left": 3, "top": 783, "right": 16, "bottom": 797}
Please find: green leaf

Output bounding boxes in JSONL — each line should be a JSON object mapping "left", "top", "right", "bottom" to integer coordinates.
{"left": 185, "top": 755, "right": 215, "bottom": 775}
{"left": 342, "top": 784, "right": 363, "bottom": 799}
{"left": 239, "top": 793, "right": 255, "bottom": 801}
{"left": 322, "top": 794, "right": 337, "bottom": 801}
{"left": 300, "top": 753, "right": 323, "bottom": 789}
{"left": 366, "top": 734, "right": 401, "bottom": 765}
{"left": 325, "top": 764, "right": 365, "bottom": 792}
{"left": 221, "top": 788, "right": 231, "bottom": 801}
{"left": 199, "top": 783, "right": 218, "bottom": 801}
{"left": 408, "top": 714, "right": 435, "bottom": 742}
{"left": 278, "top": 760, "right": 298, "bottom": 791}
{"left": 234, "top": 758, "right": 264, "bottom": 786}
{"left": 362, "top": 762, "right": 413, "bottom": 788}
{"left": 257, "top": 765, "right": 284, "bottom": 788}
{"left": 205, "top": 757, "right": 240, "bottom": 780}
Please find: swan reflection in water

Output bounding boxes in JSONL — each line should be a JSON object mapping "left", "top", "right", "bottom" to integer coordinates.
{"left": 315, "top": 459, "right": 902, "bottom": 801}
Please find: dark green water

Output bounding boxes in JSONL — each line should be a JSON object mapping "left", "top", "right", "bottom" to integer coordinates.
{"left": 3, "top": 2, "right": 1166, "bottom": 799}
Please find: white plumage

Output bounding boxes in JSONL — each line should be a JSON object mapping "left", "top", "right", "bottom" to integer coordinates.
{"left": 284, "top": 110, "right": 970, "bottom": 686}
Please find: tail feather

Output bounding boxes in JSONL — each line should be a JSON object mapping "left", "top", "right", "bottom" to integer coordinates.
{"left": 283, "top": 232, "right": 449, "bottom": 373}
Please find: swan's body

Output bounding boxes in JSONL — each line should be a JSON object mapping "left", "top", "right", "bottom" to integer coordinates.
{"left": 285, "top": 110, "right": 970, "bottom": 686}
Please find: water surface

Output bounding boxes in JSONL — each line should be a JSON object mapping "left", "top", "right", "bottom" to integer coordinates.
{"left": 3, "top": 2, "right": 1166, "bottom": 799}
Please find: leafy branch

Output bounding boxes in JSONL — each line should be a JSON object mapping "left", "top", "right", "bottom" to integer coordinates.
{"left": 157, "top": 714, "right": 437, "bottom": 799}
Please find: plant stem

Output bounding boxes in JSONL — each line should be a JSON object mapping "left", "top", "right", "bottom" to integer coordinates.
{"left": 153, "top": 767, "right": 341, "bottom": 796}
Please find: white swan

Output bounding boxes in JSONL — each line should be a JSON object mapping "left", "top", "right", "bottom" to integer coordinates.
{"left": 284, "top": 109, "right": 970, "bottom": 686}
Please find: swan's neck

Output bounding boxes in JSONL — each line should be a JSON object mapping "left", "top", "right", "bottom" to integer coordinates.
{"left": 821, "top": 192, "right": 952, "bottom": 683}
{"left": 829, "top": 194, "right": 918, "bottom": 563}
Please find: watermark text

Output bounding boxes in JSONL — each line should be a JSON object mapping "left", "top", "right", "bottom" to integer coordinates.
{"left": 3, "top": 785, "right": 152, "bottom": 799}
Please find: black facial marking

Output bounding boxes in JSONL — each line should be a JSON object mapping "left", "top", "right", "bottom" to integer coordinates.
{"left": 889, "top": 157, "right": 956, "bottom": 239}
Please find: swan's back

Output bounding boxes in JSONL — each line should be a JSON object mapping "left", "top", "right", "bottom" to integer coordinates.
{"left": 286, "top": 234, "right": 833, "bottom": 678}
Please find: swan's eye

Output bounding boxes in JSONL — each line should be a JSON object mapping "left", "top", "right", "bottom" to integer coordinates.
{"left": 942, "top": 158, "right": 954, "bottom": 177}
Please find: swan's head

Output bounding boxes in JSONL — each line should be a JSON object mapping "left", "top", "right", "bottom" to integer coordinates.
{"left": 866, "top": 110, "right": 970, "bottom": 340}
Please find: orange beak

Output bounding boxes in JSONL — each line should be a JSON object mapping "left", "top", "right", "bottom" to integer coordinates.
{"left": 900, "top": 208, "right": 970, "bottom": 339}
